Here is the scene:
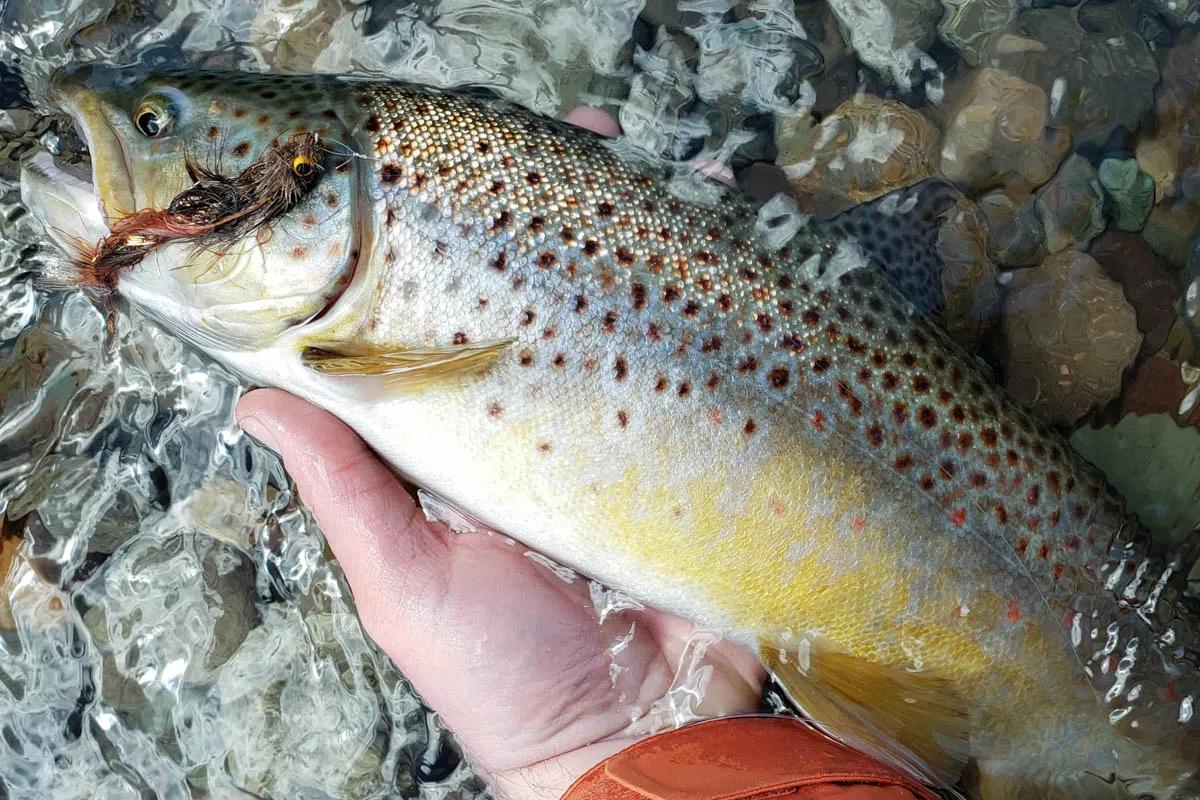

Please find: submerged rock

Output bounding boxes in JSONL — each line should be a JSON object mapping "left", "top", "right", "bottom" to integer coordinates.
{"left": 986, "top": 6, "right": 1159, "bottom": 146}
{"left": 1136, "top": 130, "right": 1180, "bottom": 204}
{"left": 939, "top": 68, "right": 1070, "bottom": 194}
{"left": 937, "top": 196, "right": 1000, "bottom": 351}
{"left": 1121, "top": 355, "right": 1200, "bottom": 429}
{"left": 81, "top": 533, "right": 260, "bottom": 689}
{"left": 1035, "top": 154, "right": 1106, "bottom": 253}
{"left": 1099, "top": 158, "right": 1155, "bottom": 233}
{"left": 1090, "top": 231, "right": 1180, "bottom": 358}
{"left": 937, "top": 0, "right": 1019, "bottom": 66}
{"left": 1070, "top": 414, "right": 1200, "bottom": 550}
{"left": 779, "top": 93, "right": 941, "bottom": 216}
{"left": 1182, "top": 239, "right": 1200, "bottom": 349}
{"left": 1142, "top": 197, "right": 1200, "bottom": 268}
{"left": 977, "top": 189, "right": 1046, "bottom": 268}
{"left": 1002, "top": 250, "right": 1142, "bottom": 425}
{"left": 1143, "top": 0, "right": 1200, "bottom": 32}
{"left": 1159, "top": 30, "right": 1200, "bottom": 205}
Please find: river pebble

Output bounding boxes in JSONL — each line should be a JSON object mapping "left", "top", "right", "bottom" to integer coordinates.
{"left": 1035, "top": 154, "right": 1106, "bottom": 253}
{"left": 1002, "top": 250, "right": 1142, "bottom": 425}
{"left": 1099, "top": 158, "right": 1155, "bottom": 234}
{"left": 938, "top": 195, "right": 1000, "bottom": 351}
{"left": 779, "top": 93, "right": 940, "bottom": 216}
{"left": 939, "top": 67, "right": 1070, "bottom": 194}
{"left": 977, "top": 189, "right": 1046, "bottom": 268}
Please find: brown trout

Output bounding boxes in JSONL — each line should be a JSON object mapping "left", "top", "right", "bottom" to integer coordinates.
{"left": 20, "top": 66, "right": 1200, "bottom": 799}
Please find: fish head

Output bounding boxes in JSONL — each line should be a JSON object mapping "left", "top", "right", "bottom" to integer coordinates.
{"left": 21, "top": 65, "right": 366, "bottom": 350}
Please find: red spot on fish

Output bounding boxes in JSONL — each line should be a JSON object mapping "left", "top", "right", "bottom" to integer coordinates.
{"left": 811, "top": 411, "right": 826, "bottom": 432}
{"left": 707, "top": 407, "right": 722, "bottom": 425}
{"left": 1015, "top": 537, "right": 1028, "bottom": 556}
{"left": 866, "top": 424, "right": 883, "bottom": 448}
{"left": 949, "top": 508, "right": 967, "bottom": 528}
{"left": 1037, "top": 542, "right": 1050, "bottom": 559}
{"left": 1052, "top": 563, "right": 1064, "bottom": 581}
{"left": 770, "top": 499, "right": 786, "bottom": 515}
{"left": 850, "top": 516, "right": 866, "bottom": 534}
{"left": 1007, "top": 601, "right": 1022, "bottom": 623}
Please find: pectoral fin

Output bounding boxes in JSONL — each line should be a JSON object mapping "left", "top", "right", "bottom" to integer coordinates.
{"left": 760, "top": 639, "right": 970, "bottom": 791}
{"left": 301, "top": 338, "right": 514, "bottom": 387}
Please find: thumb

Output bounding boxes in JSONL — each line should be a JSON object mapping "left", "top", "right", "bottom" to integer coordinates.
{"left": 235, "top": 388, "right": 451, "bottom": 654}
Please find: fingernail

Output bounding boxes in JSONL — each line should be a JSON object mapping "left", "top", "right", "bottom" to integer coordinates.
{"left": 239, "top": 414, "right": 280, "bottom": 453}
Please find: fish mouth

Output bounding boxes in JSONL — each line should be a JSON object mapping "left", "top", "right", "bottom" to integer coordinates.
{"left": 19, "top": 78, "right": 136, "bottom": 257}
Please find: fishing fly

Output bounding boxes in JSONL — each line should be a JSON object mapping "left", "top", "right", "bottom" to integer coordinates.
{"left": 69, "top": 131, "right": 327, "bottom": 292}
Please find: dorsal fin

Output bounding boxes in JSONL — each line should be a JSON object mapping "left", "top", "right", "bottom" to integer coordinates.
{"left": 820, "top": 179, "right": 961, "bottom": 315}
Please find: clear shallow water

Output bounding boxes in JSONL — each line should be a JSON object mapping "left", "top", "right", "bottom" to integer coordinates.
{"left": 0, "top": 1, "right": 1198, "bottom": 798}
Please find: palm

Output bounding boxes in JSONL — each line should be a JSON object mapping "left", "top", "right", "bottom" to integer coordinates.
{"left": 237, "top": 389, "right": 764, "bottom": 797}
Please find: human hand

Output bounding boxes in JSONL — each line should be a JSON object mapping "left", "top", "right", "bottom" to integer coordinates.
{"left": 236, "top": 389, "right": 765, "bottom": 800}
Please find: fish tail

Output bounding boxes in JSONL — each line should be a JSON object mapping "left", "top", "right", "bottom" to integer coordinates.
{"left": 820, "top": 178, "right": 961, "bottom": 315}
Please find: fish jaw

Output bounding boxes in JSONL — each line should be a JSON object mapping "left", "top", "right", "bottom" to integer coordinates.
{"left": 46, "top": 67, "right": 140, "bottom": 225}
{"left": 19, "top": 150, "right": 108, "bottom": 257}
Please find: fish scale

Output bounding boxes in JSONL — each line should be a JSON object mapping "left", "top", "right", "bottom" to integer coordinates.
{"left": 26, "top": 68, "right": 1200, "bottom": 799}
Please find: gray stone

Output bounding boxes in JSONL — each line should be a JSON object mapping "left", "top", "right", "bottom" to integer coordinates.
{"left": 1002, "top": 250, "right": 1142, "bottom": 425}
{"left": 1145, "top": 0, "right": 1200, "bottom": 29}
{"left": 938, "top": 196, "right": 1001, "bottom": 351}
{"left": 987, "top": 6, "right": 1159, "bottom": 146}
{"left": 1035, "top": 154, "right": 1106, "bottom": 253}
{"left": 1143, "top": 198, "right": 1200, "bottom": 268}
{"left": 978, "top": 189, "right": 1047, "bottom": 268}
{"left": 1159, "top": 31, "right": 1200, "bottom": 205}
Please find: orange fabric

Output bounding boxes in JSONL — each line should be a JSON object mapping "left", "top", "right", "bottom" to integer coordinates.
{"left": 562, "top": 717, "right": 939, "bottom": 800}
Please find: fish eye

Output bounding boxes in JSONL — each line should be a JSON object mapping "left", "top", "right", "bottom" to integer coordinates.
{"left": 133, "top": 102, "right": 170, "bottom": 138}
{"left": 291, "top": 155, "right": 316, "bottom": 178}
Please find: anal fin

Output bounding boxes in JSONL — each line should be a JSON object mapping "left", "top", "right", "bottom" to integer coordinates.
{"left": 760, "top": 638, "right": 970, "bottom": 792}
{"left": 301, "top": 338, "right": 514, "bottom": 387}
